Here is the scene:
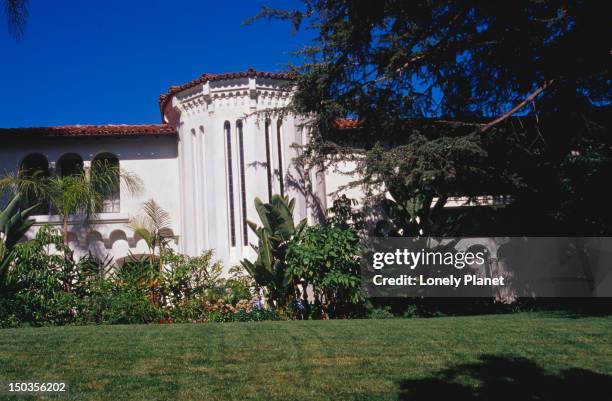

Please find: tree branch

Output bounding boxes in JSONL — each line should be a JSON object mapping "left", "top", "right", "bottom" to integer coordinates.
{"left": 480, "top": 80, "right": 554, "bottom": 133}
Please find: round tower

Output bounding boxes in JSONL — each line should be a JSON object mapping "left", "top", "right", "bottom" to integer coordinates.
{"left": 160, "top": 69, "right": 322, "bottom": 267}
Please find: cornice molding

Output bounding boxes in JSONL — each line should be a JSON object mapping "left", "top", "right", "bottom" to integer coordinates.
{"left": 171, "top": 79, "right": 292, "bottom": 116}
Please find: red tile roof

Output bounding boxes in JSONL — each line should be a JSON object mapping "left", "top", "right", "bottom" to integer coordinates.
{"left": 159, "top": 68, "right": 296, "bottom": 112}
{"left": 334, "top": 118, "right": 362, "bottom": 129}
{"left": 0, "top": 124, "right": 177, "bottom": 137}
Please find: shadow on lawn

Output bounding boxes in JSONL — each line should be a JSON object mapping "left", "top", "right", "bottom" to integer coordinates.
{"left": 397, "top": 354, "right": 611, "bottom": 401}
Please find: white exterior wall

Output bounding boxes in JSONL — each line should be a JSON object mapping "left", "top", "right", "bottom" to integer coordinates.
{"left": 0, "top": 135, "right": 181, "bottom": 263}
{"left": 0, "top": 75, "right": 328, "bottom": 270}
{"left": 324, "top": 160, "right": 368, "bottom": 207}
{"left": 163, "top": 75, "right": 319, "bottom": 269}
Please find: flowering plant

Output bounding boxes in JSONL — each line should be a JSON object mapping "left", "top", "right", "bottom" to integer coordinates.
{"left": 202, "top": 298, "right": 277, "bottom": 323}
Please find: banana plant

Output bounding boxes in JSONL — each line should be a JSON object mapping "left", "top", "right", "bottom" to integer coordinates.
{"left": 241, "top": 195, "right": 306, "bottom": 307}
{"left": 0, "top": 194, "right": 37, "bottom": 291}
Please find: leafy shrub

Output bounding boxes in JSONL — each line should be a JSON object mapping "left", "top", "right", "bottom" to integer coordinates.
{"left": 98, "top": 286, "right": 163, "bottom": 324}
{"left": 222, "top": 266, "right": 254, "bottom": 304}
{"left": 168, "top": 298, "right": 278, "bottom": 323}
{"left": 286, "top": 196, "right": 365, "bottom": 319}
{"left": 402, "top": 304, "right": 420, "bottom": 318}
{"left": 162, "top": 250, "right": 224, "bottom": 304}
{"left": 1, "top": 226, "right": 84, "bottom": 326}
{"left": 167, "top": 298, "right": 204, "bottom": 322}
{"left": 368, "top": 306, "right": 395, "bottom": 319}
{"left": 76, "top": 269, "right": 163, "bottom": 325}
{"left": 137, "top": 250, "right": 254, "bottom": 307}
{"left": 202, "top": 299, "right": 278, "bottom": 323}
{"left": 0, "top": 225, "right": 274, "bottom": 327}
{"left": 0, "top": 297, "right": 21, "bottom": 328}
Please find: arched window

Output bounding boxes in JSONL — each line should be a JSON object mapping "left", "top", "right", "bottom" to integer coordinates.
{"left": 225, "top": 121, "right": 236, "bottom": 247}
{"left": 92, "top": 153, "right": 120, "bottom": 213}
{"left": 57, "top": 153, "right": 83, "bottom": 177}
{"left": 19, "top": 153, "right": 50, "bottom": 214}
{"left": 264, "top": 119, "right": 273, "bottom": 202}
{"left": 276, "top": 119, "right": 284, "bottom": 196}
{"left": 237, "top": 120, "right": 248, "bottom": 245}
{"left": 20, "top": 153, "right": 49, "bottom": 177}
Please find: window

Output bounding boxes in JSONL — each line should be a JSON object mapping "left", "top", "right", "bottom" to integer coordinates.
{"left": 57, "top": 153, "right": 83, "bottom": 177}
{"left": 19, "top": 153, "right": 50, "bottom": 214}
{"left": 276, "top": 119, "right": 284, "bottom": 196}
{"left": 91, "top": 153, "right": 120, "bottom": 213}
{"left": 225, "top": 121, "right": 236, "bottom": 247}
{"left": 264, "top": 119, "right": 273, "bottom": 202}
{"left": 237, "top": 121, "right": 248, "bottom": 245}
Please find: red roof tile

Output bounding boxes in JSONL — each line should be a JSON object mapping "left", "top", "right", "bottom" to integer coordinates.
{"left": 334, "top": 118, "right": 362, "bottom": 129}
{"left": 159, "top": 68, "right": 296, "bottom": 112}
{"left": 0, "top": 124, "right": 177, "bottom": 137}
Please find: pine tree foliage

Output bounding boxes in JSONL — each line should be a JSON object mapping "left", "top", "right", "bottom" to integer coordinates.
{"left": 249, "top": 0, "right": 611, "bottom": 235}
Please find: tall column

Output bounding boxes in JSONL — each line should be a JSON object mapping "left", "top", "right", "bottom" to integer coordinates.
{"left": 285, "top": 115, "right": 308, "bottom": 221}
{"left": 179, "top": 123, "right": 198, "bottom": 256}
{"left": 242, "top": 111, "right": 265, "bottom": 258}
{"left": 204, "top": 117, "right": 221, "bottom": 259}
{"left": 196, "top": 125, "right": 209, "bottom": 252}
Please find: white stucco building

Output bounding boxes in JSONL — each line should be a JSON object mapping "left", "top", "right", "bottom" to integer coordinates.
{"left": 0, "top": 69, "right": 333, "bottom": 268}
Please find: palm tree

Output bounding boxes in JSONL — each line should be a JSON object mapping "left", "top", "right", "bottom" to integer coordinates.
{"left": 3, "top": 0, "right": 28, "bottom": 39}
{"left": 127, "top": 199, "right": 174, "bottom": 305}
{"left": 0, "top": 161, "right": 142, "bottom": 244}
{"left": 128, "top": 199, "right": 174, "bottom": 274}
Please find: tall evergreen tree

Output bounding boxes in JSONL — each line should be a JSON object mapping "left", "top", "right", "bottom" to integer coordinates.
{"left": 248, "top": 0, "right": 611, "bottom": 235}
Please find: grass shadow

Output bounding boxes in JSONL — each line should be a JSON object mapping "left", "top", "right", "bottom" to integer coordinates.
{"left": 398, "top": 354, "right": 611, "bottom": 401}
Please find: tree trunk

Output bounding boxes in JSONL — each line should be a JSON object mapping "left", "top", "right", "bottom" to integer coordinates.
{"left": 63, "top": 215, "right": 69, "bottom": 245}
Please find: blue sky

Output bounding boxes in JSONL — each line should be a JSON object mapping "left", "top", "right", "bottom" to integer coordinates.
{"left": 0, "top": 0, "right": 313, "bottom": 127}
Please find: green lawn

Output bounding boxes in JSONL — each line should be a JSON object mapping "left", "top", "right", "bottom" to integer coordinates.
{"left": 0, "top": 313, "right": 610, "bottom": 400}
